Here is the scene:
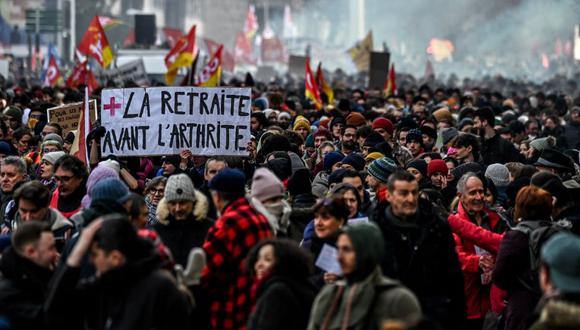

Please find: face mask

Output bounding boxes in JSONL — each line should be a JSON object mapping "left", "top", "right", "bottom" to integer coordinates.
{"left": 264, "top": 202, "right": 284, "bottom": 218}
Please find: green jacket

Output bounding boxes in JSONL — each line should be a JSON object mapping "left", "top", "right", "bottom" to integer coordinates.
{"left": 307, "top": 267, "right": 421, "bottom": 330}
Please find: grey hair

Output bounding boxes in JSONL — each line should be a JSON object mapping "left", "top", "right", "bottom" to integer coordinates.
{"left": 204, "top": 157, "right": 229, "bottom": 175}
{"left": 2, "top": 156, "right": 27, "bottom": 174}
{"left": 456, "top": 172, "right": 481, "bottom": 194}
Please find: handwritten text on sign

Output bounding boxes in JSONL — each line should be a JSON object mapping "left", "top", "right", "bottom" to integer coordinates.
{"left": 100, "top": 87, "right": 251, "bottom": 156}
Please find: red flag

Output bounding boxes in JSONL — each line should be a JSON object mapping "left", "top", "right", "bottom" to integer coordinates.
{"left": 163, "top": 27, "right": 184, "bottom": 48}
{"left": 43, "top": 54, "right": 62, "bottom": 87}
{"left": 70, "top": 87, "right": 91, "bottom": 166}
{"left": 197, "top": 45, "right": 223, "bottom": 87}
{"left": 78, "top": 16, "right": 114, "bottom": 67}
{"left": 165, "top": 25, "right": 197, "bottom": 85}
{"left": 204, "top": 38, "right": 235, "bottom": 72}
{"left": 383, "top": 64, "right": 396, "bottom": 97}
{"left": 305, "top": 58, "right": 322, "bottom": 110}
{"left": 261, "top": 36, "right": 286, "bottom": 63}
{"left": 66, "top": 61, "right": 99, "bottom": 93}
{"left": 235, "top": 32, "right": 256, "bottom": 65}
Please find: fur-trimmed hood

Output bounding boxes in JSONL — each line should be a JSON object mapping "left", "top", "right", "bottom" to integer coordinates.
{"left": 155, "top": 189, "right": 209, "bottom": 225}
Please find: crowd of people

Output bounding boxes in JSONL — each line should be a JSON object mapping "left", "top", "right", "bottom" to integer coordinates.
{"left": 0, "top": 73, "right": 578, "bottom": 330}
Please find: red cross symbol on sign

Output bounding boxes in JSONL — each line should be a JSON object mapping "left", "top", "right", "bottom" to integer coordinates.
{"left": 103, "top": 96, "right": 121, "bottom": 117}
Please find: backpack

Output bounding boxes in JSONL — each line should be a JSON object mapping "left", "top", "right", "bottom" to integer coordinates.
{"left": 511, "top": 220, "right": 571, "bottom": 293}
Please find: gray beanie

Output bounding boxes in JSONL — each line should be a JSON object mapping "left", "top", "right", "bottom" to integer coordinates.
{"left": 42, "top": 151, "right": 66, "bottom": 165}
{"left": 165, "top": 173, "right": 196, "bottom": 203}
{"left": 441, "top": 127, "right": 459, "bottom": 145}
{"left": 529, "top": 136, "right": 555, "bottom": 152}
{"left": 43, "top": 133, "right": 64, "bottom": 145}
{"left": 98, "top": 159, "right": 121, "bottom": 174}
{"left": 485, "top": 163, "right": 510, "bottom": 187}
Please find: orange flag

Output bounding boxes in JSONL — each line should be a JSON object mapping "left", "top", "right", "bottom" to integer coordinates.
{"left": 78, "top": 16, "right": 114, "bottom": 68}
{"left": 316, "top": 62, "right": 334, "bottom": 105}
{"left": 165, "top": 25, "right": 197, "bottom": 85}
{"left": 383, "top": 63, "right": 396, "bottom": 97}
{"left": 305, "top": 58, "right": 322, "bottom": 110}
{"left": 197, "top": 45, "right": 223, "bottom": 87}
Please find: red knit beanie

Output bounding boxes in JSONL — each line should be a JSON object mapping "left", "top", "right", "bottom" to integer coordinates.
{"left": 371, "top": 117, "right": 394, "bottom": 136}
{"left": 428, "top": 159, "right": 449, "bottom": 177}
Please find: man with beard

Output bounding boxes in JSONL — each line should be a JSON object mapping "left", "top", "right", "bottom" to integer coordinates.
{"left": 50, "top": 155, "right": 87, "bottom": 218}
{"left": 474, "top": 108, "right": 523, "bottom": 166}
{"left": 339, "top": 125, "right": 359, "bottom": 154}
{"left": 449, "top": 172, "right": 507, "bottom": 329}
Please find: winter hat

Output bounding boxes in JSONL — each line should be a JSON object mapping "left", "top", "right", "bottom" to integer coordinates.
{"left": 485, "top": 163, "right": 510, "bottom": 187}
{"left": 253, "top": 97, "right": 269, "bottom": 111}
{"left": 305, "top": 134, "right": 315, "bottom": 148}
{"left": 2, "top": 106, "right": 22, "bottom": 121}
{"left": 541, "top": 233, "right": 580, "bottom": 293}
{"left": 0, "top": 141, "right": 13, "bottom": 156}
{"left": 313, "top": 127, "right": 332, "bottom": 139}
{"left": 287, "top": 168, "right": 312, "bottom": 196}
{"left": 277, "top": 111, "right": 291, "bottom": 122}
{"left": 98, "top": 159, "right": 121, "bottom": 174}
{"left": 371, "top": 117, "right": 394, "bottom": 136}
{"left": 161, "top": 155, "right": 181, "bottom": 168}
{"left": 293, "top": 115, "right": 311, "bottom": 132}
{"left": 432, "top": 107, "right": 452, "bottom": 123}
{"left": 346, "top": 112, "right": 366, "bottom": 127}
{"left": 208, "top": 168, "right": 246, "bottom": 193}
{"left": 368, "top": 157, "right": 397, "bottom": 183}
{"left": 341, "top": 153, "right": 365, "bottom": 171}
{"left": 452, "top": 162, "right": 484, "bottom": 180}
{"left": 365, "top": 152, "right": 384, "bottom": 162}
{"left": 441, "top": 127, "right": 459, "bottom": 146}
{"left": 534, "top": 149, "right": 575, "bottom": 172}
{"left": 363, "top": 132, "right": 385, "bottom": 148}
{"left": 288, "top": 152, "right": 307, "bottom": 174}
{"left": 43, "top": 133, "right": 64, "bottom": 145}
{"left": 328, "top": 169, "right": 348, "bottom": 185}
{"left": 41, "top": 151, "right": 66, "bottom": 165}
{"left": 41, "top": 139, "right": 62, "bottom": 151}
{"left": 420, "top": 125, "right": 437, "bottom": 140}
{"left": 251, "top": 167, "right": 285, "bottom": 202}
{"left": 406, "top": 159, "right": 428, "bottom": 178}
{"left": 165, "top": 174, "right": 196, "bottom": 203}
{"left": 90, "top": 177, "right": 131, "bottom": 205}
{"left": 428, "top": 159, "right": 448, "bottom": 177}
{"left": 529, "top": 137, "right": 556, "bottom": 152}
{"left": 323, "top": 151, "right": 345, "bottom": 172}
{"left": 458, "top": 117, "right": 474, "bottom": 130}
{"left": 531, "top": 172, "right": 570, "bottom": 206}
{"left": 82, "top": 165, "right": 119, "bottom": 208}
{"left": 330, "top": 116, "right": 346, "bottom": 129}
{"left": 406, "top": 128, "right": 423, "bottom": 144}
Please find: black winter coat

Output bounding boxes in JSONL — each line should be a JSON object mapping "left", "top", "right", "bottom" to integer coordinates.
{"left": 481, "top": 133, "right": 524, "bottom": 166}
{"left": 0, "top": 247, "right": 54, "bottom": 329}
{"left": 45, "top": 241, "right": 191, "bottom": 330}
{"left": 247, "top": 275, "right": 317, "bottom": 330}
{"left": 288, "top": 193, "right": 316, "bottom": 242}
{"left": 155, "top": 215, "right": 213, "bottom": 266}
{"left": 371, "top": 200, "right": 466, "bottom": 330}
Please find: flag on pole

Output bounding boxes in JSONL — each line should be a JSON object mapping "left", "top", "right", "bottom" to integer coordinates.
{"left": 204, "top": 38, "right": 235, "bottom": 71}
{"left": 347, "top": 31, "right": 373, "bottom": 72}
{"left": 180, "top": 49, "right": 200, "bottom": 86}
{"left": 305, "top": 58, "right": 322, "bottom": 110}
{"left": 383, "top": 63, "right": 396, "bottom": 97}
{"left": 243, "top": 5, "right": 259, "bottom": 40}
{"left": 316, "top": 62, "right": 334, "bottom": 105}
{"left": 165, "top": 25, "right": 197, "bottom": 85}
{"left": 163, "top": 27, "right": 184, "bottom": 48}
{"left": 66, "top": 61, "right": 99, "bottom": 93}
{"left": 70, "top": 87, "right": 91, "bottom": 166}
{"left": 197, "top": 45, "right": 223, "bottom": 87}
{"left": 43, "top": 54, "right": 62, "bottom": 87}
{"left": 78, "top": 16, "right": 114, "bottom": 68}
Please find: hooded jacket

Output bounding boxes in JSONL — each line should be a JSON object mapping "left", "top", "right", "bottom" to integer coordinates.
{"left": 154, "top": 190, "right": 213, "bottom": 266}
{"left": 12, "top": 208, "right": 74, "bottom": 243}
{"left": 0, "top": 247, "right": 54, "bottom": 329}
{"left": 307, "top": 223, "right": 421, "bottom": 330}
{"left": 45, "top": 238, "right": 191, "bottom": 330}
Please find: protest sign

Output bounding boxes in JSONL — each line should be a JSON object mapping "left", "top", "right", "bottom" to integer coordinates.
{"left": 96, "top": 59, "right": 149, "bottom": 86}
{"left": 100, "top": 87, "right": 251, "bottom": 156}
{"left": 315, "top": 244, "right": 342, "bottom": 275}
{"left": 47, "top": 100, "right": 98, "bottom": 136}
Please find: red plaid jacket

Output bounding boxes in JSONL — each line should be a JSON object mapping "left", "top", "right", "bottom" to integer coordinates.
{"left": 202, "top": 197, "right": 273, "bottom": 330}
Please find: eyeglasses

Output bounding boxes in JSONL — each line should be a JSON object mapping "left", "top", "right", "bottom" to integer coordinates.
{"left": 54, "top": 175, "right": 75, "bottom": 183}
{"left": 150, "top": 188, "right": 165, "bottom": 195}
